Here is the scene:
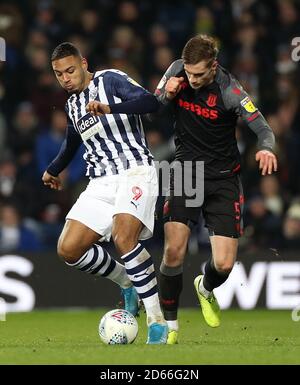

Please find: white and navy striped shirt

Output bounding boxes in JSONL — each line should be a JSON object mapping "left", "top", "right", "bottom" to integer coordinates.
{"left": 48, "top": 70, "right": 155, "bottom": 178}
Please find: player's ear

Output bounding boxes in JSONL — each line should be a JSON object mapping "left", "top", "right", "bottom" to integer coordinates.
{"left": 212, "top": 60, "right": 218, "bottom": 70}
{"left": 81, "top": 57, "right": 88, "bottom": 70}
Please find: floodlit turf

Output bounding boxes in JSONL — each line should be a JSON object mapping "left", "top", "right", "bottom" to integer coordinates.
{"left": 0, "top": 309, "right": 299, "bottom": 364}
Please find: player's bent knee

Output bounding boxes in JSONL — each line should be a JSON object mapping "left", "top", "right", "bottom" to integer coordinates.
{"left": 113, "top": 233, "right": 138, "bottom": 255}
{"left": 164, "top": 244, "right": 185, "bottom": 266}
{"left": 214, "top": 260, "right": 234, "bottom": 274}
{"left": 57, "top": 239, "right": 82, "bottom": 264}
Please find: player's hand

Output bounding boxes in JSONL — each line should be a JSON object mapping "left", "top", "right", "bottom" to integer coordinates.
{"left": 86, "top": 101, "right": 111, "bottom": 116}
{"left": 255, "top": 150, "right": 278, "bottom": 176}
{"left": 42, "top": 171, "right": 62, "bottom": 190}
{"left": 165, "top": 77, "right": 185, "bottom": 99}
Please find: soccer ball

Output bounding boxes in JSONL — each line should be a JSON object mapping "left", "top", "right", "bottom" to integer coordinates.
{"left": 98, "top": 309, "right": 138, "bottom": 345}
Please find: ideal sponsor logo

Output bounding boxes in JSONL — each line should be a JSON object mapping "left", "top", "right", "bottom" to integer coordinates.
{"left": 77, "top": 114, "right": 99, "bottom": 133}
{"left": 77, "top": 113, "right": 104, "bottom": 141}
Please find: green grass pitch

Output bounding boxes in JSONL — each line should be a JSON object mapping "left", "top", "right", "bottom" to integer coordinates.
{"left": 1, "top": 309, "right": 299, "bottom": 364}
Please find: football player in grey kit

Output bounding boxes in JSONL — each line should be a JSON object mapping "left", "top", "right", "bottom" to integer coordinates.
{"left": 151, "top": 34, "right": 277, "bottom": 344}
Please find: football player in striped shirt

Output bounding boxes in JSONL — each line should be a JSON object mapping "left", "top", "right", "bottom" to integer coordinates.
{"left": 42, "top": 42, "right": 167, "bottom": 344}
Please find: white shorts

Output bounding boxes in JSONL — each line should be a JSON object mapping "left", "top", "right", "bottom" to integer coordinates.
{"left": 66, "top": 165, "right": 158, "bottom": 241}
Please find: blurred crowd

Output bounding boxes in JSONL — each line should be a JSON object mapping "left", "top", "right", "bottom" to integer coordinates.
{"left": 1, "top": 0, "right": 300, "bottom": 253}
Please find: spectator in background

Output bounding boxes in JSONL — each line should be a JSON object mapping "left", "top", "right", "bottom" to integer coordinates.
{"left": 156, "top": 1, "right": 194, "bottom": 54}
{"left": 107, "top": 48, "right": 141, "bottom": 84}
{"left": 153, "top": 46, "right": 174, "bottom": 75}
{"left": 0, "top": 155, "right": 41, "bottom": 219}
{"left": 33, "top": 0, "right": 65, "bottom": 42}
{"left": 7, "top": 102, "right": 39, "bottom": 162}
{"left": 259, "top": 175, "right": 285, "bottom": 217}
{"left": 194, "top": 6, "right": 216, "bottom": 36}
{"left": 70, "top": 8, "right": 107, "bottom": 69}
{"left": 0, "top": 3, "right": 28, "bottom": 116}
{"left": 28, "top": 70, "right": 67, "bottom": 126}
{"left": 39, "top": 203, "right": 64, "bottom": 250}
{"left": 276, "top": 45, "right": 298, "bottom": 76}
{"left": 148, "top": 24, "right": 170, "bottom": 49}
{"left": 72, "top": 8, "right": 102, "bottom": 44}
{"left": 26, "top": 29, "right": 51, "bottom": 53}
{"left": 283, "top": 198, "right": 300, "bottom": 248}
{"left": 0, "top": 156, "right": 17, "bottom": 199}
{"left": 276, "top": 0, "right": 300, "bottom": 45}
{"left": 244, "top": 195, "right": 283, "bottom": 249}
{"left": 115, "top": 1, "right": 144, "bottom": 36}
{"left": 144, "top": 24, "right": 171, "bottom": 79}
{"left": 232, "top": 52, "right": 259, "bottom": 102}
{"left": 0, "top": 111, "right": 7, "bottom": 157}
{"left": 0, "top": 203, "right": 42, "bottom": 253}
{"left": 35, "top": 108, "right": 85, "bottom": 184}
{"left": 108, "top": 25, "right": 143, "bottom": 74}
{"left": 67, "top": 34, "right": 93, "bottom": 66}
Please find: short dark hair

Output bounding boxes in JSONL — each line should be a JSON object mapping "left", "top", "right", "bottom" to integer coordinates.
{"left": 182, "top": 34, "right": 219, "bottom": 65}
{"left": 51, "top": 42, "right": 82, "bottom": 62}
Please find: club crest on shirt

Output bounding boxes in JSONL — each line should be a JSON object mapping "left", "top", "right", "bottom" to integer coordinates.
{"left": 89, "top": 88, "right": 98, "bottom": 100}
{"left": 206, "top": 93, "right": 217, "bottom": 107}
{"left": 240, "top": 96, "right": 257, "bottom": 113}
{"left": 127, "top": 76, "right": 142, "bottom": 87}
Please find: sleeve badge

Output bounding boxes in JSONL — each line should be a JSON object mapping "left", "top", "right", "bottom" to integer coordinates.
{"left": 240, "top": 96, "right": 257, "bottom": 113}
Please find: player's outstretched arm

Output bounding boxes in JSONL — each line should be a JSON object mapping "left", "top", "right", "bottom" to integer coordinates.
{"left": 222, "top": 77, "right": 278, "bottom": 176}
{"left": 86, "top": 96, "right": 159, "bottom": 116}
{"left": 87, "top": 71, "right": 161, "bottom": 116}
